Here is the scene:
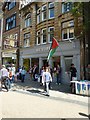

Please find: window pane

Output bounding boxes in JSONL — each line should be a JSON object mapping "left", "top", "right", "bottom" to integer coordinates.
{"left": 62, "top": 29, "right": 67, "bottom": 39}
{"left": 62, "top": 2, "right": 72, "bottom": 13}
{"left": 38, "top": 36, "right": 40, "bottom": 44}
{"left": 49, "top": 2, "right": 54, "bottom": 8}
{"left": 6, "top": 14, "right": 16, "bottom": 30}
{"left": 42, "top": 11, "right": 47, "bottom": 20}
{"left": 42, "top": 29, "right": 46, "bottom": 43}
{"left": 49, "top": 8, "right": 54, "bottom": 18}
{"left": 69, "top": 28, "right": 74, "bottom": 38}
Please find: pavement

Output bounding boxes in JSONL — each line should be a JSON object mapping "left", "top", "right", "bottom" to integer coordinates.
{"left": 9, "top": 73, "right": 89, "bottom": 106}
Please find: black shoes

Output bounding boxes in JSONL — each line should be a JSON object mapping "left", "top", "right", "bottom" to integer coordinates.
{"left": 45, "top": 94, "right": 50, "bottom": 97}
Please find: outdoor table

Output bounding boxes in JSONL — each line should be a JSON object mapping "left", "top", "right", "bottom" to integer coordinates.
{"left": 70, "top": 80, "right": 90, "bottom": 96}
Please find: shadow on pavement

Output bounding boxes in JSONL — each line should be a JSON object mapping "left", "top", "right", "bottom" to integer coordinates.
{"left": 79, "top": 112, "right": 90, "bottom": 119}
{"left": 14, "top": 73, "right": 71, "bottom": 94}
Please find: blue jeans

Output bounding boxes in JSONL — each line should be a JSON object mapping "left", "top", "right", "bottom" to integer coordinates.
{"left": 11, "top": 75, "right": 15, "bottom": 83}
{"left": 21, "top": 74, "right": 25, "bottom": 82}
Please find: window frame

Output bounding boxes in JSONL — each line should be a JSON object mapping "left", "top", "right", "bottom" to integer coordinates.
{"left": 42, "top": 5, "right": 47, "bottom": 21}
{"left": 37, "top": 8, "right": 41, "bottom": 24}
{"left": 37, "top": 30, "right": 41, "bottom": 45}
{"left": 62, "top": 20, "right": 74, "bottom": 40}
{"left": 8, "top": 0, "right": 16, "bottom": 10}
{"left": 6, "top": 14, "right": 16, "bottom": 31}
{"left": 41, "top": 28, "right": 47, "bottom": 44}
{"left": 48, "top": 27, "right": 54, "bottom": 43}
{"left": 24, "top": 33, "right": 30, "bottom": 47}
{"left": 48, "top": 2, "right": 54, "bottom": 19}
{"left": 25, "top": 13, "right": 31, "bottom": 28}
{"left": 62, "top": 2, "right": 73, "bottom": 13}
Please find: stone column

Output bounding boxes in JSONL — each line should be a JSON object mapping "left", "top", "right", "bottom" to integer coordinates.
{"left": 39, "top": 57, "right": 43, "bottom": 72}
{"left": 30, "top": 58, "right": 31, "bottom": 68}
{"left": 60, "top": 55, "right": 66, "bottom": 84}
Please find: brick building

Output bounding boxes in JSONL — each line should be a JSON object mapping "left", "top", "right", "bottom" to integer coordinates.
{"left": 2, "top": 1, "right": 20, "bottom": 69}
{"left": 19, "top": 2, "right": 81, "bottom": 84}
{"left": 0, "top": 2, "right": 3, "bottom": 65}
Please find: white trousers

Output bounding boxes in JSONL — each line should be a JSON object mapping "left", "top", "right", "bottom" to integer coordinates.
{"left": 46, "top": 82, "right": 50, "bottom": 95}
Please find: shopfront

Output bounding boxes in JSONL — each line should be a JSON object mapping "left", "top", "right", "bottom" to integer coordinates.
{"left": 2, "top": 49, "right": 17, "bottom": 67}
{"left": 20, "top": 40, "right": 80, "bottom": 84}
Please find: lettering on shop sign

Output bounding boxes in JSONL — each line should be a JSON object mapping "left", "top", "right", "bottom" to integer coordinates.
{"left": 36, "top": 46, "right": 50, "bottom": 52}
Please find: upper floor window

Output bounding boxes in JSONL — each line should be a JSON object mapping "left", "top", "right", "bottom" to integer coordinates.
{"left": 49, "top": 2, "right": 54, "bottom": 19}
{"left": 48, "top": 27, "right": 54, "bottom": 43}
{"left": 37, "top": 8, "right": 41, "bottom": 24}
{"left": 42, "top": 5, "right": 47, "bottom": 21}
{"left": 37, "top": 31, "right": 41, "bottom": 45}
{"left": 25, "top": 13, "right": 31, "bottom": 28}
{"left": 8, "top": 0, "right": 16, "bottom": 10}
{"left": 62, "top": 20, "right": 74, "bottom": 40}
{"left": 6, "top": 14, "right": 16, "bottom": 31}
{"left": 24, "top": 33, "right": 30, "bottom": 47}
{"left": 62, "top": 2, "right": 72, "bottom": 13}
{"left": 42, "top": 28, "right": 47, "bottom": 44}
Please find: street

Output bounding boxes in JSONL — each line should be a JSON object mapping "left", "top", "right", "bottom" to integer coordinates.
{"left": 0, "top": 91, "right": 88, "bottom": 118}
{"left": 0, "top": 74, "right": 89, "bottom": 119}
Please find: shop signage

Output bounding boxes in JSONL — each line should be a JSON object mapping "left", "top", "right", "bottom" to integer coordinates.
{"left": 36, "top": 46, "right": 50, "bottom": 52}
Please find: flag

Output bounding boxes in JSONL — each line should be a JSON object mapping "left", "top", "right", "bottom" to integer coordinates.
{"left": 47, "top": 37, "right": 59, "bottom": 60}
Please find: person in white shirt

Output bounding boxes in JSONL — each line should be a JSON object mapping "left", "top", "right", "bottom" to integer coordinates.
{"left": 1, "top": 65, "right": 8, "bottom": 78}
{"left": 11, "top": 64, "right": 16, "bottom": 83}
{"left": 1, "top": 65, "right": 8, "bottom": 84}
{"left": 42, "top": 67, "right": 52, "bottom": 96}
{"left": 1, "top": 65, "right": 11, "bottom": 90}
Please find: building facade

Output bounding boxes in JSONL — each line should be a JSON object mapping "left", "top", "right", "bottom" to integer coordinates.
{"left": 2, "top": 1, "right": 20, "bottom": 69}
{"left": 19, "top": 2, "right": 80, "bottom": 84}
{"left": 0, "top": 2, "right": 3, "bottom": 65}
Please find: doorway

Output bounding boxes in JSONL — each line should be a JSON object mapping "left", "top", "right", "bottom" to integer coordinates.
{"left": 64, "top": 56, "right": 73, "bottom": 84}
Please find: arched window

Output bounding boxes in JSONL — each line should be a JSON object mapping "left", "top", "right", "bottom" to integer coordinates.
{"left": 25, "top": 13, "right": 31, "bottom": 27}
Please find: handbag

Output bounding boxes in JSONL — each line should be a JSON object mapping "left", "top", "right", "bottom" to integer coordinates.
{"left": 35, "top": 74, "right": 38, "bottom": 79}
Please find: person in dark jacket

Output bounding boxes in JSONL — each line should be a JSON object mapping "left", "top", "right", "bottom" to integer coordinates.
{"left": 70, "top": 63, "right": 77, "bottom": 93}
{"left": 70, "top": 63, "right": 77, "bottom": 81}
{"left": 33, "top": 65, "right": 38, "bottom": 81}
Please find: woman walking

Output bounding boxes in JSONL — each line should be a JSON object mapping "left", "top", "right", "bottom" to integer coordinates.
{"left": 42, "top": 67, "right": 52, "bottom": 96}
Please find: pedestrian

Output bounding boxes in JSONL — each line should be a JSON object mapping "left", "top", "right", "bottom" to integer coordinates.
{"left": 42, "top": 67, "right": 52, "bottom": 96}
{"left": 33, "top": 65, "right": 38, "bottom": 81}
{"left": 56, "top": 64, "right": 61, "bottom": 85}
{"left": 1, "top": 65, "right": 11, "bottom": 90}
{"left": 70, "top": 63, "right": 77, "bottom": 93}
{"left": 40, "top": 66, "right": 45, "bottom": 86}
{"left": 70, "top": 63, "right": 77, "bottom": 81}
{"left": 21, "top": 67, "right": 26, "bottom": 83}
{"left": 11, "top": 64, "right": 15, "bottom": 83}
{"left": 29, "top": 67, "right": 33, "bottom": 79}
{"left": 48, "top": 65, "right": 53, "bottom": 89}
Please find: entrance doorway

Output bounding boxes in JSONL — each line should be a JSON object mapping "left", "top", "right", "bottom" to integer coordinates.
{"left": 64, "top": 56, "right": 73, "bottom": 84}
{"left": 43, "top": 59, "right": 48, "bottom": 67}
